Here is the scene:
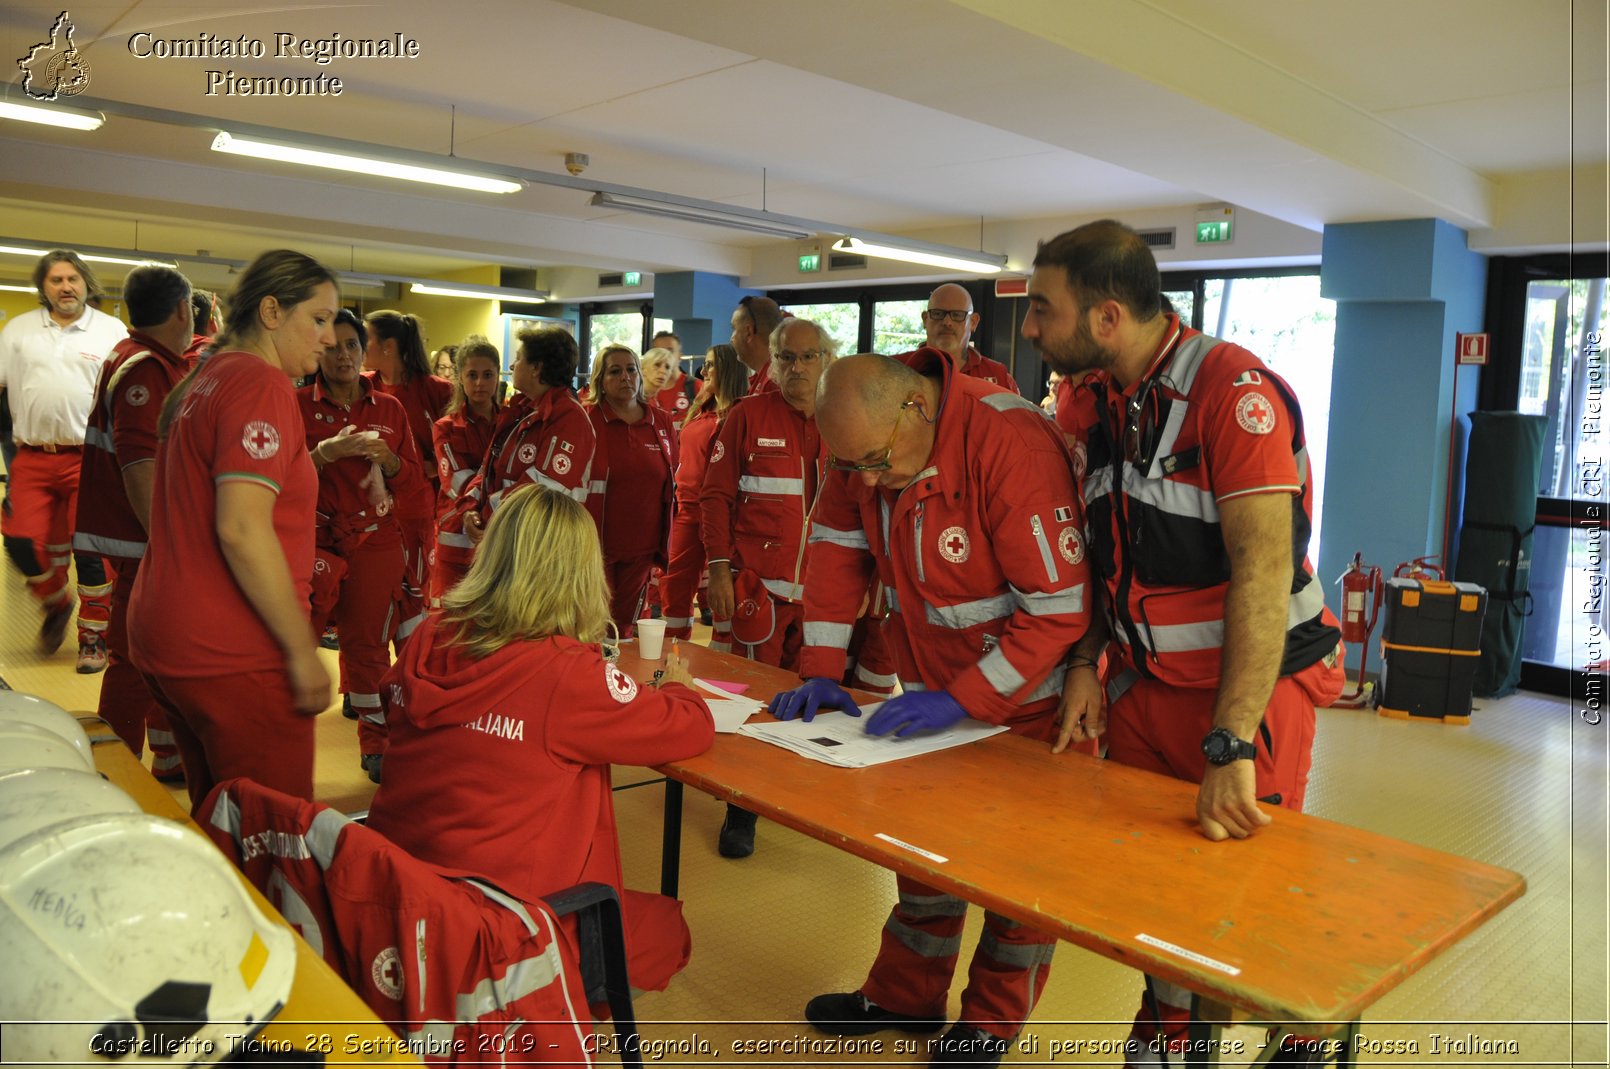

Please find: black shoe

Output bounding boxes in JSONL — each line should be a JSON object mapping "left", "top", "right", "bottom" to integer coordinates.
{"left": 342, "top": 693, "right": 358, "bottom": 720}
{"left": 928, "top": 1024, "right": 1010, "bottom": 1066}
{"left": 320, "top": 626, "right": 340, "bottom": 651}
{"left": 39, "top": 603, "right": 72, "bottom": 654}
{"left": 699, "top": 609, "right": 713, "bottom": 627}
{"left": 804, "top": 992, "right": 944, "bottom": 1038}
{"left": 360, "top": 753, "right": 383, "bottom": 784}
{"left": 718, "top": 804, "right": 757, "bottom": 858}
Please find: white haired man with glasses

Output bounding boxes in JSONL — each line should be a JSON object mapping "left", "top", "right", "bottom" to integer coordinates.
{"left": 774, "top": 350, "right": 1093, "bottom": 1065}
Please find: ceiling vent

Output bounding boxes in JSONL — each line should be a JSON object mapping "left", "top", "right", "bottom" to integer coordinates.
{"left": 596, "top": 272, "right": 625, "bottom": 287}
{"left": 1136, "top": 227, "right": 1176, "bottom": 250}
{"left": 828, "top": 251, "right": 868, "bottom": 271}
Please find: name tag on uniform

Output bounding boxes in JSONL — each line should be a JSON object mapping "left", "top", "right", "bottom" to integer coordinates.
{"left": 757, "top": 437, "right": 787, "bottom": 448}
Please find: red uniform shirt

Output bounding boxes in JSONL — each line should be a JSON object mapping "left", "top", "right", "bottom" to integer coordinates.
{"left": 431, "top": 407, "right": 497, "bottom": 518}
{"left": 368, "top": 618, "right": 713, "bottom": 917}
{"left": 800, "top": 350, "right": 1091, "bottom": 730}
{"left": 74, "top": 330, "right": 193, "bottom": 560}
{"left": 700, "top": 391, "right": 823, "bottom": 603}
{"left": 368, "top": 372, "right": 450, "bottom": 519}
{"left": 587, "top": 401, "right": 678, "bottom": 564}
{"left": 649, "top": 371, "right": 692, "bottom": 421}
{"left": 297, "top": 376, "right": 424, "bottom": 547}
{"left": 130, "top": 352, "right": 316, "bottom": 679}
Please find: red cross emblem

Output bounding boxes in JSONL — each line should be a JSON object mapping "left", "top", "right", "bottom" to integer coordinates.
{"left": 1234, "top": 392, "right": 1276, "bottom": 435}
{"left": 938, "top": 525, "right": 970, "bottom": 564}
{"left": 241, "top": 420, "right": 280, "bottom": 459}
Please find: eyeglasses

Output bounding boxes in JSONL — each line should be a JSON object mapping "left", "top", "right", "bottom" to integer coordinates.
{"left": 829, "top": 405, "right": 908, "bottom": 473}
{"left": 924, "top": 308, "right": 972, "bottom": 323}
{"left": 773, "top": 349, "right": 823, "bottom": 367}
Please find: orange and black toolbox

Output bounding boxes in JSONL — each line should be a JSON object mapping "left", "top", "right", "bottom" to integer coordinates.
{"left": 1377, "top": 577, "right": 1487, "bottom": 724}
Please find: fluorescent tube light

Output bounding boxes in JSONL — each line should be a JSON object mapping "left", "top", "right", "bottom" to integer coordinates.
{"left": 833, "top": 236, "right": 1006, "bottom": 274}
{"left": 0, "top": 283, "right": 36, "bottom": 293}
{"left": 0, "top": 99, "right": 104, "bottom": 131}
{"left": 409, "top": 282, "right": 549, "bottom": 302}
{"left": 591, "top": 192, "right": 813, "bottom": 240}
{"left": 0, "top": 243, "right": 173, "bottom": 268}
{"left": 212, "top": 132, "right": 522, "bottom": 195}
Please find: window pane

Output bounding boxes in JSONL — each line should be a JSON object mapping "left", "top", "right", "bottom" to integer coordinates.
{"left": 784, "top": 302, "right": 859, "bottom": 355}
{"left": 1525, "top": 524, "right": 1607, "bottom": 671}
{"left": 586, "top": 311, "right": 645, "bottom": 370}
{"left": 874, "top": 300, "right": 927, "bottom": 355}
{"left": 1200, "top": 276, "right": 1336, "bottom": 564}
{"left": 1524, "top": 278, "right": 1609, "bottom": 499}
{"left": 1162, "top": 289, "right": 1195, "bottom": 328}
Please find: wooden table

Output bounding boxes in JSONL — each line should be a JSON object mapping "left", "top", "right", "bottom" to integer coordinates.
{"left": 92, "top": 733, "right": 421, "bottom": 1066}
{"left": 631, "top": 645, "right": 1526, "bottom": 1062}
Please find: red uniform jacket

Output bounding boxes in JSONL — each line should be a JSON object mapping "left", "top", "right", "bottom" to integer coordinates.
{"left": 800, "top": 350, "right": 1092, "bottom": 733}
{"left": 586, "top": 401, "right": 679, "bottom": 566}
{"left": 74, "top": 330, "right": 192, "bottom": 561}
{"left": 199, "top": 779, "right": 593, "bottom": 1065}
{"left": 699, "top": 391, "right": 824, "bottom": 604}
{"left": 298, "top": 375, "right": 424, "bottom": 553}
{"left": 898, "top": 346, "right": 1019, "bottom": 394}
{"left": 673, "top": 406, "right": 722, "bottom": 525}
{"left": 367, "top": 617, "right": 714, "bottom": 991}
{"left": 368, "top": 371, "right": 451, "bottom": 520}
{"left": 431, "top": 407, "right": 497, "bottom": 518}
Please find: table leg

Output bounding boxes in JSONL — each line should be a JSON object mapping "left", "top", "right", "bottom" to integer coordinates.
{"left": 660, "top": 779, "right": 684, "bottom": 898}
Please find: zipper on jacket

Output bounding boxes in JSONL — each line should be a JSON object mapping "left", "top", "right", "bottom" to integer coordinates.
{"left": 914, "top": 501, "right": 926, "bottom": 584}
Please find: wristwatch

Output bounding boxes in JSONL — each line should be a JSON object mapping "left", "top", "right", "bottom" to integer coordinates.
{"left": 1201, "top": 726, "right": 1257, "bottom": 766}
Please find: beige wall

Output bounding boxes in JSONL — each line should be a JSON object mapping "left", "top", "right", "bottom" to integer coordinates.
{"left": 349, "top": 265, "right": 502, "bottom": 360}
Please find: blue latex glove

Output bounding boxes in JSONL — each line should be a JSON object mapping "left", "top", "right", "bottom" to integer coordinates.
{"left": 865, "top": 691, "right": 969, "bottom": 738}
{"left": 767, "top": 677, "right": 863, "bottom": 723}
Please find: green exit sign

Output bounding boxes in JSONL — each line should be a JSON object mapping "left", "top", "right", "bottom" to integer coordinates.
{"left": 622, "top": 271, "right": 642, "bottom": 287}
{"left": 1196, "top": 220, "right": 1232, "bottom": 244}
{"left": 798, "top": 253, "right": 821, "bottom": 273}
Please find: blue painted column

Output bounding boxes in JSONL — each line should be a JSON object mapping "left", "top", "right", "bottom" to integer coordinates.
{"left": 654, "top": 272, "right": 761, "bottom": 360}
{"left": 1316, "top": 219, "right": 1487, "bottom": 613}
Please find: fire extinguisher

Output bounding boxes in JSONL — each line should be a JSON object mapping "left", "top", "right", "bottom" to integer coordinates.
{"left": 1336, "top": 552, "right": 1384, "bottom": 708}
{"left": 1393, "top": 555, "right": 1445, "bottom": 581}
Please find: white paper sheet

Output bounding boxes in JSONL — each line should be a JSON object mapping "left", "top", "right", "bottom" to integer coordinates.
{"left": 705, "top": 698, "right": 763, "bottom": 734}
{"left": 737, "top": 707, "right": 1006, "bottom": 768}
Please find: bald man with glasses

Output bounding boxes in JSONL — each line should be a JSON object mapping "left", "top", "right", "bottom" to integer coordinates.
{"left": 910, "top": 283, "right": 1019, "bottom": 394}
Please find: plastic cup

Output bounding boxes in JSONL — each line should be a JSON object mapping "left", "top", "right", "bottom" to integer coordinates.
{"left": 637, "top": 619, "right": 666, "bottom": 660}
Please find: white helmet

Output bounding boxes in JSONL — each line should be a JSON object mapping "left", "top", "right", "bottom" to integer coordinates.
{"left": 0, "top": 721, "right": 97, "bottom": 776}
{"left": 0, "top": 812, "right": 296, "bottom": 1063}
{"left": 0, "top": 766, "right": 141, "bottom": 849}
{"left": 0, "top": 691, "right": 93, "bottom": 771}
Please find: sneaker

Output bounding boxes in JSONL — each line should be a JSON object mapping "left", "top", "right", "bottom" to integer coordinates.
{"left": 75, "top": 637, "right": 108, "bottom": 674}
{"left": 699, "top": 609, "right": 714, "bottom": 627}
{"left": 928, "top": 1024, "right": 1009, "bottom": 1066}
{"left": 342, "top": 693, "right": 358, "bottom": 720}
{"left": 360, "top": 753, "right": 383, "bottom": 784}
{"left": 804, "top": 992, "right": 943, "bottom": 1038}
{"left": 39, "top": 603, "right": 72, "bottom": 655}
{"left": 718, "top": 804, "right": 758, "bottom": 858}
{"left": 320, "top": 626, "right": 340, "bottom": 651}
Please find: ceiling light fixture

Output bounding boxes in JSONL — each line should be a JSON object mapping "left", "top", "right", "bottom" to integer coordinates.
{"left": 0, "top": 242, "right": 174, "bottom": 268}
{"left": 0, "top": 99, "right": 105, "bottom": 131}
{"left": 0, "top": 283, "right": 36, "bottom": 293}
{"left": 211, "top": 132, "right": 523, "bottom": 195}
{"left": 408, "top": 281, "right": 549, "bottom": 302}
{"left": 833, "top": 236, "right": 1007, "bottom": 275}
{"left": 591, "top": 192, "right": 813, "bottom": 240}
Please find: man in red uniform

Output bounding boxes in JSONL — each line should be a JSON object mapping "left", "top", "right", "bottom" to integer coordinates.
{"left": 729, "top": 294, "right": 783, "bottom": 395}
{"left": 0, "top": 250, "right": 127, "bottom": 666}
{"left": 773, "top": 352, "right": 1093, "bottom": 1067}
{"left": 910, "top": 283, "right": 1019, "bottom": 393}
{"left": 1023, "top": 220, "right": 1344, "bottom": 1067}
{"left": 74, "top": 264, "right": 197, "bottom": 776}
{"left": 701, "top": 316, "right": 834, "bottom": 857}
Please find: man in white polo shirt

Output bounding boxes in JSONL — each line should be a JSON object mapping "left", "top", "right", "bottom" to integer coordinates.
{"left": 0, "top": 249, "right": 126, "bottom": 664}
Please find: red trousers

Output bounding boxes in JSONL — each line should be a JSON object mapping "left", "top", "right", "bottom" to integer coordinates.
{"left": 739, "top": 598, "right": 804, "bottom": 671}
{"left": 3, "top": 445, "right": 110, "bottom": 643}
{"left": 142, "top": 667, "right": 315, "bottom": 812}
{"left": 861, "top": 874, "right": 1057, "bottom": 1040}
{"left": 846, "top": 613, "right": 897, "bottom": 695}
{"left": 662, "top": 512, "right": 730, "bottom": 648}
{"left": 1107, "top": 655, "right": 1340, "bottom": 1063}
{"left": 95, "top": 556, "right": 178, "bottom": 774}
{"left": 431, "top": 542, "right": 471, "bottom": 606}
{"left": 605, "top": 555, "right": 656, "bottom": 638}
{"left": 395, "top": 514, "right": 433, "bottom": 643}
{"left": 312, "top": 537, "right": 404, "bottom": 758}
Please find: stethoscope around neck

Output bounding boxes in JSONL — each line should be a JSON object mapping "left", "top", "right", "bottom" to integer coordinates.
{"left": 1108, "top": 322, "right": 1184, "bottom": 472}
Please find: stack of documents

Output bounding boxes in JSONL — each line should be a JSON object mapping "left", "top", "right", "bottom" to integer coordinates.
{"left": 736, "top": 707, "right": 1007, "bottom": 768}
{"left": 693, "top": 679, "right": 766, "bottom": 733}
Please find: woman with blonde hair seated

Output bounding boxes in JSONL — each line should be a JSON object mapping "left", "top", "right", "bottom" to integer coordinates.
{"left": 365, "top": 483, "right": 713, "bottom": 993}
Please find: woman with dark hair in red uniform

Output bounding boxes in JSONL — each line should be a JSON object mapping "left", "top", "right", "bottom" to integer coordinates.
{"left": 367, "top": 483, "right": 713, "bottom": 994}
{"left": 435, "top": 326, "right": 595, "bottom": 599}
{"left": 363, "top": 310, "right": 450, "bottom": 643}
{"left": 662, "top": 344, "right": 747, "bottom": 649}
{"left": 130, "top": 248, "right": 338, "bottom": 809}
{"left": 300, "top": 309, "right": 424, "bottom": 783}
{"left": 584, "top": 346, "right": 678, "bottom": 637}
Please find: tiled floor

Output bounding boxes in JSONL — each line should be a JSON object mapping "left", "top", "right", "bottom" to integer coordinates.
{"left": 3, "top": 580, "right": 1605, "bottom": 1067}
